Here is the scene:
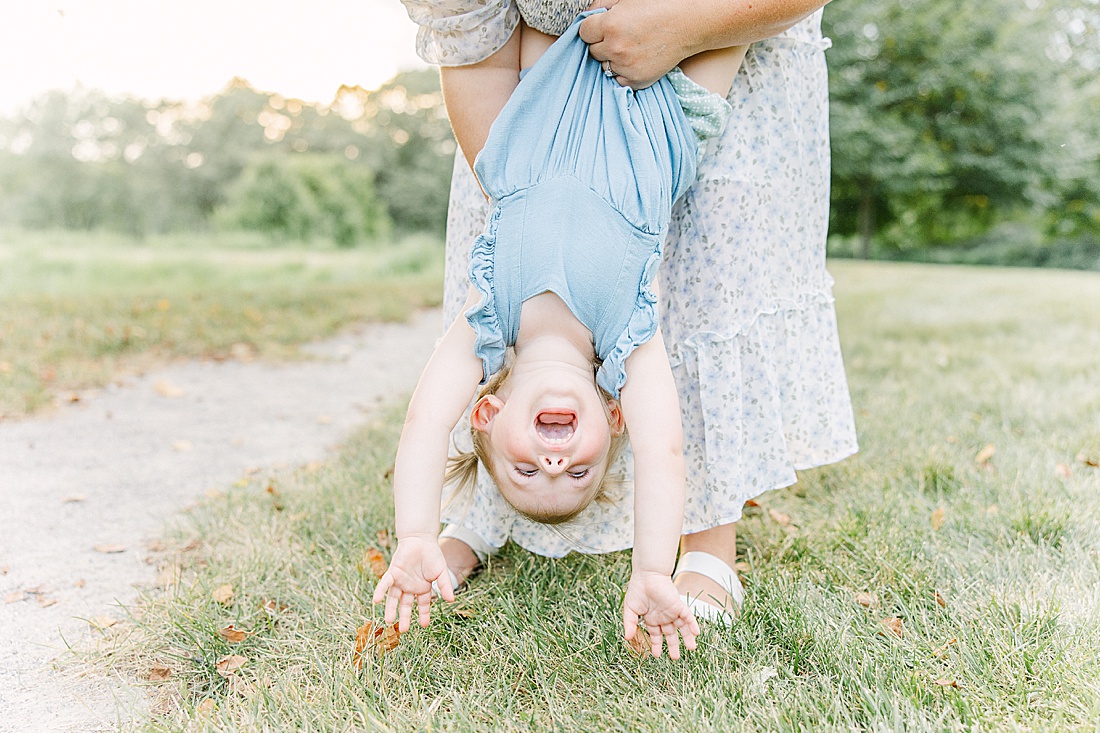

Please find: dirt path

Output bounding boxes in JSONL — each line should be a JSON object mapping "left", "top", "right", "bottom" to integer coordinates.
{"left": 0, "top": 311, "right": 439, "bottom": 732}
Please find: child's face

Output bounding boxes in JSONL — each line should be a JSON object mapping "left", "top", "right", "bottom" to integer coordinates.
{"left": 471, "top": 362, "right": 623, "bottom": 520}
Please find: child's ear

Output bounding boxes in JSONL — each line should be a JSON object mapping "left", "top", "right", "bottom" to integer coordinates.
{"left": 606, "top": 400, "right": 625, "bottom": 436}
{"left": 470, "top": 394, "right": 504, "bottom": 433}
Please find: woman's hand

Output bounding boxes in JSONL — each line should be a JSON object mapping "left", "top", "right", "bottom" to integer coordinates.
{"left": 580, "top": 0, "right": 691, "bottom": 90}
{"left": 372, "top": 535, "right": 455, "bottom": 632}
{"left": 622, "top": 570, "right": 700, "bottom": 659}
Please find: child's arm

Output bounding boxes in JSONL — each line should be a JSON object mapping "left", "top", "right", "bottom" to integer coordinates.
{"left": 372, "top": 290, "right": 485, "bottom": 632}
{"left": 617, "top": 323, "right": 700, "bottom": 659}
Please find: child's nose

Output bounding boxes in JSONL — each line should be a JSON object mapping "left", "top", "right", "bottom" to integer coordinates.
{"left": 540, "top": 455, "right": 568, "bottom": 475}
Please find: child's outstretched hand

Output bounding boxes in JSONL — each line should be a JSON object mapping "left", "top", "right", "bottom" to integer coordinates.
{"left": 372, "top": 535, "right": 455, "bottom": 632}
{"left": 622, "top": 570, "right": 700, "bottom": 659}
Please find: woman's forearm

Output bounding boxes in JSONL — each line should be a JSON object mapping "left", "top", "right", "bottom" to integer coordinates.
{"left": 582, "top": 0, "right": 830, "bottom": 88}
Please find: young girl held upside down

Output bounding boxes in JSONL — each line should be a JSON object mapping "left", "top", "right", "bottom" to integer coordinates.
{"left": 373, "top": 11, "right": 746, "bottom": 659}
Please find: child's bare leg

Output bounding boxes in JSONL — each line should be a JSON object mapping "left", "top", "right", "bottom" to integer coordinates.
{"left": 677, "top": 45, "right": 749, "bottom": 98}
{"left": 675, "top": 522, "right": 740, "bottom": 614}
{"left": 440, "top": 536, "right": 480, "bottom": 585}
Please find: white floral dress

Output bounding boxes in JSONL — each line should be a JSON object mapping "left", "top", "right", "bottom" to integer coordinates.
{"left": 401, "top": 0, "right": 859, "bottom": 558}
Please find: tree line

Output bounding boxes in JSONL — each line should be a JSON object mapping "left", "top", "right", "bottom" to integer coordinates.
{"left": 0, "top": 0, "right": 1097, "bottom": 262}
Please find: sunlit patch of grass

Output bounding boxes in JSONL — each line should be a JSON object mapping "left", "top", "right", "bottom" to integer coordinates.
{"left": 87, "top": 261, "right": 1100, "bottom": 731}
{"left": 0, "top": 230, "right": 444, "bottom": 419}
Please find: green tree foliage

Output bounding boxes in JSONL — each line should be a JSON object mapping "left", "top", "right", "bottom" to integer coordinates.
{"left": 217, "top": 154, "right": 390, "bottom": 246}
{"left": 0, "top": 71, "right": 454, "bottom": 240}
{"left": 824, "top": 0, "right": 1062, "bottom": 255}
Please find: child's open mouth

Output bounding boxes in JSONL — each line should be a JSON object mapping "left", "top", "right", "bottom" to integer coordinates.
{"left": 535, "top": 411, "right": 576, "bottom": 444}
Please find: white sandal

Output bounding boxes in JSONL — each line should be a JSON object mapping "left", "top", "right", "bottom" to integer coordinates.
{"left": 673, "top": 551, "right": 745, "bottom": 627}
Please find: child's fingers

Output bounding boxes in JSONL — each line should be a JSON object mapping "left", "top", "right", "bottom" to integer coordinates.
{"left": 417, "top": 592, "right": 432, "bottom": 628}
{"left": 372, "top": 572, "right": 394, "bottom": 605}
{"left": 383, "top": 588, "right": 400, "bottom": 625}
{"left": 622, "top": 607, "right": 639, "bottom": 641}
{"left": 663, "top": 623, "right": 681, "bottom": 661}
{"left": 397, "top": 592, "right": 415, "bottom": 633}
{"left": 649, "top": 626, "right": 664, "bottom": 658}
{"left": 434, "top": 568, "right": 455, "bottom": 603}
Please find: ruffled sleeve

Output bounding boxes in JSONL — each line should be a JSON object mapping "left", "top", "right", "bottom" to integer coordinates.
{"left": 595, "top": 241, "right": 663, "bottom": 398}
{"left": 400, "top": 0, "right": 520, "bottom": 66}
{"left": 464, "top": 206, "right": 507, "bottom": 384}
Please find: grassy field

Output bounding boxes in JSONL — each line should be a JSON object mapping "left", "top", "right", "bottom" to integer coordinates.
{"left": 89, "top": 260, "right": 1100, "bottom": 732}
{"left": 0, "top": 229, "right": 444, "bottom": 420}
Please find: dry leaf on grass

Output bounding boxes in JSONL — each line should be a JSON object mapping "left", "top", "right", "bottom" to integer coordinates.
{"left": 89, "top": 615, "right": 118, "bottom": 629}
{"left": 218, "top": 624, "right": 251, "bottom": 643}
{"left": 930, "top": 507, "right": 946, "bottom": 531}
{"left": 36, "top": 596, "right": 57, "bottom": 608}
{"left": 932, "top": 637, "right": 957, "bottom": 657}
{"left": 933, "top": 678, "right": 959, "bottom": 689}
{"left": 4, "top": 591, "right": 25, "bottom": 604}
{"left": 146, "top": 663, "right": 173, "bottom": 681}
{"left": 1055, "top": 463, "right": 1073, "bottom": 479}
{"left": 383, "top": 463, "right": 396, "bottom": 480}
{"left": 154, "top": 381, "right": 184, "bottom": 398}
{"left": 767, "top": 509, "right": 792, "bottom": 526}
{"left": 975, "top": 443, "right": 996, "bottom": 464}
{"left": 212, "top": 584, "right": 234, "bottom": 605}
{"left": 627, "top": 626, "right": 652, "bottom": 658}
{"left": 935, "top": 591, "right": 947, "bottom": 608}
{"left": 93, "top": 544, "right": 126, "bottom": 554}
{"left": 353, "top": 622, "right": 401, "bottom": 668}
{"left": 259, "top": 598, "right": 289, "bottom": 614}
{"left": 744, "top": 498, "right": 760, "bottom": 508}
{"left": 452, "top": 607, "right": 478, "bottom": 619}
{"left": 215, "top": 654, "right": 247, "bottom": 678}
{"left": 265, "top": 483, "right": 284, "bottom": 511}
{"left": 1077, "top": 451, "right": 1100, "bottom": 468}
{"left": 376, "top": 528, "right": 392, "bottom": 550}
{"left": 855, "top": 591, "right": 877, "bottom": 608}
{"left": 360, "top": 548, "right": 389, "bottom": 579}
{"left": 879, "top": 617, "right": 904, "bottom": 638}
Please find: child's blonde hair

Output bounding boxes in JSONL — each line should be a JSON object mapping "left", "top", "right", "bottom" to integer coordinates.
{"left": 444, "top": 357, "right": 628, "bottom": 525}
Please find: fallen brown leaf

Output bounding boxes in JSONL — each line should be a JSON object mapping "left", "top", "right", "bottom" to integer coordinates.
{"left": 265, "top": 483, "right": 284, "bottom": 511}
{"left": 66, "top": 392, "right": 82, "bottom": 403}
{"left": 37, "top": 596, "right": 58, "bottom": 608}
{"left": 212, "top": 584, "right": 234, "bottom": 605}
{"left": 215, "top": 654, "right": 247, "bottom": 678}
{"left": 933, "top": 678, "right": 959, "bottom": 689}
{"left": 376, "top": 528, "right": 392, "bottom": 550}
{"left": 218, "top": 624, "right": 251, "bottom": 643}
{"left": 93, "top": 544, "right": 126, "bottom": 554}
{"left": 1076, "top": 451, "right": 1100, "bottom": 468}
{"left": 89, "top": 615, "right": 118, "bottom": 629}
{"left": 1055, "top": 463, "right": 1073, "bottom": 479}
{"left": 259, "top": 598, "right": 289, "bottom": 614}
{"left": 154, "top": 381, "right": 184, "bottom": 398}
{"left": 383, "top": 463, "right": 396, "bottom": 480}
{"left": 975, "top": 443, "right": 996, "bottom": 464}
{"left": 880, "top": 617, "right": 904, "bottom": 638}
{"left": 145, "top": 539, "right": 167, "bottom": 552}
{"left": 855, "top": 591, "right": 877, "bottom": 608}
{"left": 360, "top": 548, "right": 388, "bottom": 580}
{"left": 932, "top": 637, "right": 957, "bottom": 657}
{"left": 353, "top": 621, "right": 402, "bottom": 669}
{"left": 744, "top": 498, "right": 760, "bottom": 508}
{"left": 930, "top": 507, "right": 946, "bottom": 531}
{"left": 146, "top": 663, "right": 173, "bottom": 681}
{"left": 179, "top": 538, "right": 201, "bottom": 552}
{"left": 935, "top": 591, "right": 947, "bottom": 608}
{"left": 768, "top": 508, "right": 792, "bottom": 526}
{"left": 4, "top": 591, "right": 25, "bottom": 604}
{"left": 453, "top": 607, "right": 477, "bottom": 619}
{"left": 627, "top": 626, "right": 652, "bottom": 658}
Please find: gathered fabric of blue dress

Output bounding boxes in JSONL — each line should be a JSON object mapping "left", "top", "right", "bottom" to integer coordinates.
{"left": 465, "top": 10, "right": 713, "bottom": 398}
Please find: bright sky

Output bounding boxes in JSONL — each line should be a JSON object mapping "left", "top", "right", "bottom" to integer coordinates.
{"left": 0, "top": 0, "right": 427, "bottom": 115}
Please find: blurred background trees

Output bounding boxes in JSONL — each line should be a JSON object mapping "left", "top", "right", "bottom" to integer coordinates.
{"left": 0, "top": 0, "right": 1097, "bottom": 265}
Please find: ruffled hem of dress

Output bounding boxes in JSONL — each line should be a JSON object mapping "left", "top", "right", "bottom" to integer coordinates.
{"left": 464, "top": 206, "right": 507, "bottom": 383}
{"left": 596, "top": 242, "right": 664, "bottom": 398}
{"left": 673, "top": 294, "right": 859, "bottom": 537}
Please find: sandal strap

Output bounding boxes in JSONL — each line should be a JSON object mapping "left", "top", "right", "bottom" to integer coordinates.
{"left": 680, "top": 593, "right": 735, "bottom": 627}
{"left": 673, "top": 551, "right": 745, "bottom": 608}
{"left": 431, "top": 569, "right": 461, "bottom": 599}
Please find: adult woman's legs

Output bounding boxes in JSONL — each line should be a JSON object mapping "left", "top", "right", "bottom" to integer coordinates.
{"left": 674, "top": 522, "right": 740, "bottom": 614}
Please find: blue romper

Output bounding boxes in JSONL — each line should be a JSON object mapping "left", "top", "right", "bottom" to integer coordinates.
{"left": 465, "top": 10, "right": 728, "bottom": 398}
